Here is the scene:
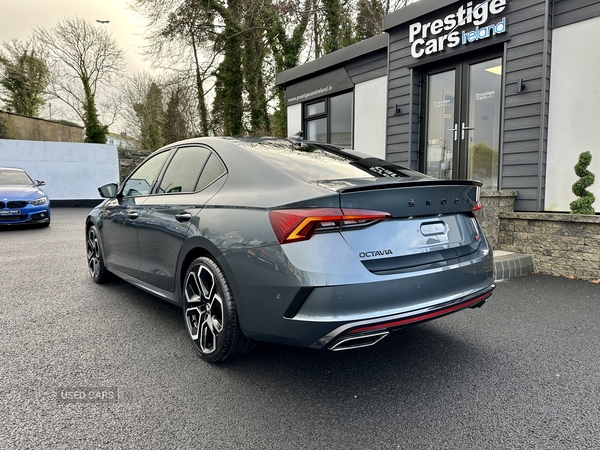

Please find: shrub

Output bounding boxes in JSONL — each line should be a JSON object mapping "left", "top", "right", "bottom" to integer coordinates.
{"left": 570, "top": 151, "right": 596, "bottom": 215}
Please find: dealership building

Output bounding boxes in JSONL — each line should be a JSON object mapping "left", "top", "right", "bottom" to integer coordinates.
{"left": 276, "top": 0, "right": 600, "bottom": 214}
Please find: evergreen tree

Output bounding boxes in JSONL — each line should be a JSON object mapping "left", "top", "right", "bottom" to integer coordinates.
{"left": 356, "top": 0, "right": 385, "bottom": 41}
{"left": 163, "top": 88, "right": 189, "bottom": 143}
{"left": 134, "top": 82, "right": 165, "bottom": 151}
{"left": 0, "top": 41, "right": 49, "bottom": 117}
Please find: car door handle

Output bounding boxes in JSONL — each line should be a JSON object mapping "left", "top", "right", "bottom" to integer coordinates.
{"left": 175, "top": 212, "right": 192, "bottom": 222}
{"left": 127, "top": 212, "right": 139, "bottom": 220}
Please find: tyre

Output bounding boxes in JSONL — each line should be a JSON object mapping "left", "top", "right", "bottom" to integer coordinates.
{"left": 183, "top": 257, "right": 255, "bottom": 363}
{"left": 86, "top": 225, "right": 112, "bottom": 284}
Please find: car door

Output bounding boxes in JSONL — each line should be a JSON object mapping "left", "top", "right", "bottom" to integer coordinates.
{"left": 137, "top": 145, "right": 227, "bottom": 292}
{"left": 101, "top": 149, "right": 172, "bottom": 278}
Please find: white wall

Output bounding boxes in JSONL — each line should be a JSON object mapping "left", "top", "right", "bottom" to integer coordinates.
{"left": 286, "top": 103, "right": 303, "bottom": 138}
{"left": 546, "top": 17, "right": 600, "bottom": 212}
{"left": 0, "top": 140, "right": 119, "bottom": 200}
{"left": 354, "top": 76, "right": 387, "bottom": 159}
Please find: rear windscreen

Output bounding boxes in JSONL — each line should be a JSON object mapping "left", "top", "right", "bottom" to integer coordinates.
{"left": 238, "top": 140, "right": 424, "bottom": 182}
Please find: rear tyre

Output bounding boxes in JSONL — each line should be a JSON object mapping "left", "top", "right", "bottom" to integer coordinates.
{"left": 183, "top": 257, "right": 254, "bottom": 363}
{"left": 87, "top": 225, "right": 112, "bottom": 284}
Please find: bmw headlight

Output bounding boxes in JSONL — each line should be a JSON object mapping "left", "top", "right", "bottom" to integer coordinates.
{"left": 29, "top": 196, "right": 48, "bottom": 206}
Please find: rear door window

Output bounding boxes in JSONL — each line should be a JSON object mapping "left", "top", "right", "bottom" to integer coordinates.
{"left": 158, "top": 146, "right": 211, "bottom": 194}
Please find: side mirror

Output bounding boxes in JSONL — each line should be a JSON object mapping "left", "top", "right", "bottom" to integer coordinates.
{"left": 36, "top": 180, "right": 46, "bottom": 186}
{"left": 98, "top": 183, "right": 119, "bottom": 198}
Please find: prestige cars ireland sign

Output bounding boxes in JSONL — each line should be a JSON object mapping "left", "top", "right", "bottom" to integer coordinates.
{"left": 409, "top": 0, "right": 507, "bottom": 58}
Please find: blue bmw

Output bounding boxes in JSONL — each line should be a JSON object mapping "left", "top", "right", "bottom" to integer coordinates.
{"left": 0, "top": 167, "right": 50, "bottom": 226}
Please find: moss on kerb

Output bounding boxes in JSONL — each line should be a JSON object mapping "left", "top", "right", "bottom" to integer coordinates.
{"left": 500, "top": 212, "right": 600, "bottom": 224}
{"left": 481, "top": 190, "right": 518, "bottom": 198}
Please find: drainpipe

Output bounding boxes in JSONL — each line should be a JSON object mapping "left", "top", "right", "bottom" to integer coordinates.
{"left": 537, "top": 0, "right": 551, "bottom": 211}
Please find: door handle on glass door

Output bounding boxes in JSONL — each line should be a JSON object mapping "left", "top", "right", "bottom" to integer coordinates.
{"left": 461, "top": 122, "right": 475, "bottom": 140}
{"left": 447, "top": 124, "right": 458, "bottom": 141}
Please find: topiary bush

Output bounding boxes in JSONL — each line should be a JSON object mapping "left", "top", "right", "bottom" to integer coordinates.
{"left": 570, "top": 151, "right": 596, "bottom": 215}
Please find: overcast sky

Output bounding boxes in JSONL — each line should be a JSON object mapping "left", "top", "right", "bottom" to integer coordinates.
{"left": 2, "top": 0, "right": 151, "bottom": 73}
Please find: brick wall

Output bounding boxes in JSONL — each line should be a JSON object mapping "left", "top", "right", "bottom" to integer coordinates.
{"left": 498, "top": 212, "right": 600, "bottom": 280}
{"left": 479, "top": 190, "right": 518, "bottom": 250}
{"left": 0, "top": 111, "right": 83, "bottom": 142}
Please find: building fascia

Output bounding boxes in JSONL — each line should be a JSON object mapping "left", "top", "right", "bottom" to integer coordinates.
{"left": 383, "top": 0, "right": 459, "bottom": 31}
{"left": 275, "top": 34, "right": 388, "bottom": 87}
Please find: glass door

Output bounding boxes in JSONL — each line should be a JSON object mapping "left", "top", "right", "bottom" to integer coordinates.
{"left": 464, "top": 58, "right": 502, "bottom": 189}
{"left": 422, "top": 56, "right": 502, "bottom": 188}
{"left": 425, "top": 69, "right": 457, "bottom": 180}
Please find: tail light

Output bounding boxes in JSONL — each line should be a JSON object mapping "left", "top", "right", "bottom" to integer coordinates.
{"left": 472, "top": 202, "right": 483, "bottom": 218}
{"left": 269, "top": 208, "right": 391, "bottom": 244}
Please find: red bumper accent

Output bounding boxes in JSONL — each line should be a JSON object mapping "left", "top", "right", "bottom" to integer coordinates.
{"left": 350, "top": 290, "right": 494, "bottom": 334}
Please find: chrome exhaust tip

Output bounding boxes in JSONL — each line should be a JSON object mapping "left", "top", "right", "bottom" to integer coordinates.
{"left": 329, "top": 331, "right": 389, "bottom": 351}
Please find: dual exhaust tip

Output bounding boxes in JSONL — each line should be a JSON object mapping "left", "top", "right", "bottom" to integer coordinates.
{"left": 328, "top": 295, "right": 491, "bottom": 352}
{"left": 329, "top": 331, "right": 389, "bottom": 351}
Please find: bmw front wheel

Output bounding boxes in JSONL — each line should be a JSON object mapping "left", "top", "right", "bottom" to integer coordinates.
{"left": 183, "top": 257, "right": 254, "bottom": 363}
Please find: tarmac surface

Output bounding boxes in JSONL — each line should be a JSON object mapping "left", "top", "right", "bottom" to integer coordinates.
{"left": 1, "top": 208, "right": 599, "bottom": 449}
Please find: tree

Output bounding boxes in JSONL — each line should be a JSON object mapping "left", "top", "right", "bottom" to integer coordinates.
{"left": 266, "top": 0, "right": 312, "bottom": 136}
{"left": 34, "top": 17, "right": 125, "bottom": 143}
{"left": 570, "top": 151, "right": 596, "bottom": 215}
{"left": 163, "top": 87, "right": 190, "bottom": 143}
{"left": 356, "top": 0, "right": 385, "bottom": 40}
{"left": 134, "top": 82, "right": 165, "bottom": 151}
{"left": 132, "top": 0, "right": 216, "bottom": 136}
{"left": 0, "top": 39, "right": 49, "bottom": 117}
{"left": 129, "top": 0, "right": 415, "bottom": 139}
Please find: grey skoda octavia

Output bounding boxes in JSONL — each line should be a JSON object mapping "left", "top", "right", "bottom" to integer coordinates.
{"left": 86, "top": 137, "right": 494, "bottom": 363}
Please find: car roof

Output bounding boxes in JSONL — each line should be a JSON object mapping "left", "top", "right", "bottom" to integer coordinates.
{"left": 0, "top": 167, "right": 26, "bottom": 172}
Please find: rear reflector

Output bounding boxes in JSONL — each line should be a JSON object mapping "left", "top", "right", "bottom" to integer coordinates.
{"left": 269, "top": 208, "right": 391, "bottom": 244}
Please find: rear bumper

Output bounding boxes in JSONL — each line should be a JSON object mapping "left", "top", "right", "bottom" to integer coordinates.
{"left": 311, "top": 284, "right": 495, "bottom": 349}
{"left": 226, "top": 240, "right": 494, "bottom": 349}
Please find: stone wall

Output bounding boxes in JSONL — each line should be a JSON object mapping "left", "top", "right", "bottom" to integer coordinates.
{"left": 498, "top": 212, "right": 600, "bottom": 281}
{"left": 117, "top": 147, "right": 151, "bottom": 181}
{"left": 479, "top": 190, "right": 518, "bottom": 250}
{"left": 0, "top": 111, "right": 84, "bottom": 142}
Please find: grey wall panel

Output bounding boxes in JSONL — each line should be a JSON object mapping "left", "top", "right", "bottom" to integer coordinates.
{"left": 503, "top": 152, "right": 541, "bottom": 165}
{"left": 503, "top": 140, "right": 540, "bottom": 153}
{"left": 514, "top": 198, "right": 538, "bottom": 210}
{"left": 503, "top": 165, "right": 541, "bottom": 176}
{"left": 504, "top": 115, "right": 542, "bottom": 130}
{"left": 346, "top": 49, "right": 388, "bottom": 83}
{"left": 554, "top": 0, "right": 600, "bottom": 27}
